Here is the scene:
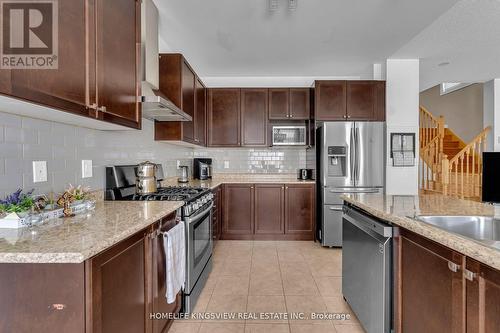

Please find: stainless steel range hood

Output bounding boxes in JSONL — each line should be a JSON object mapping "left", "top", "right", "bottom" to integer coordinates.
{"left": 140, "top": 0, "right": 191, "bottom": 121}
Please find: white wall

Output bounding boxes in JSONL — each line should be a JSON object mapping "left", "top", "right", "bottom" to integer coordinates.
{"left": 385, "top": 59, "right": 420, "bottom": 195}
{"left": 483, "top": 79, "right": 500, "bottom": 152}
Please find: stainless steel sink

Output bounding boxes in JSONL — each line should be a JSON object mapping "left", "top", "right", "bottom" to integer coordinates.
{"left": 413, "top": 215, "right": 500, "bottom": 248}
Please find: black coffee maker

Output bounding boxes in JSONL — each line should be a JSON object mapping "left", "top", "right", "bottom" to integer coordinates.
{"left": 193, "top": 158, "right": 212, "bottom": 180}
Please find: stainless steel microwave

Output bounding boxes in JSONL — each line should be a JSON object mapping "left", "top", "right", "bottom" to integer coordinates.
{"left": 272, "top": 125, "right": 307, "bottom": 146}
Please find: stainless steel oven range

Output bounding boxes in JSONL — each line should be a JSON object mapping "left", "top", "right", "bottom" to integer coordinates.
{"left": 105, "top": 164, "right": 213, "bottom": 313}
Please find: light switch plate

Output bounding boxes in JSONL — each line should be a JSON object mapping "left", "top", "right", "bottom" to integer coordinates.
{"left": 224, "top": 161, "right": 230, "bottom": 169}
{"left": 82, "top": 160, "right": 93, "bottom": 178}
{"left": 33, "top": 161, "right": 47, "bottom": 183}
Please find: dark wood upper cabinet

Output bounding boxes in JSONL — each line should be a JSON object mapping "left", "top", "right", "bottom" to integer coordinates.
{"left": 208, "top": 89, "right": 241, "bottom": 147}
{"left": 223, "top": 184, "right": 254, "bottom": 237}
{"left": 346, "top": 81, "right": 385, "bottom": 121}
{"left": 269, "top": 89, "right": 290, "bottom": 119}
{"left": 315, "top": 80, "right": 385, "bottom": 121}
{"left": 156, "top": 54, "right": 205, "bottom": 146}
{"left": 315, "top": 81, "right": 347, "bottom": 120}
{"left": 6, "top": 0, "right": 89, "bottom": 117}
{"left": 195, "top": 78, "right": 207, "bottom": 146}
{"left": 269, "top": 88, "right": 310, "bottom": 120}
{"left": 284, "top": 184, "right": 315, "bottom": 238}
{"left": 241, "top": 89, "right": 268, "bottom": 146}
{"left": 181, "top": 61, "right": 196, "bottom": 142}
{"left": 289, "top": 88, "right": 310, "bottom": 119}
{"left": 398, "top": 230, "right": 465, "bottom": 333}
{"left": 94, "top": 0, "right": 141, "bottom": 129}
{"left": 254, "top": 184, "right": 285, "bottom": 234}
{"left": 466, "top": 259, "right": 500, "bottom": 333}
{"left": 0, "top": 0, "right": 141, "bottom": 129}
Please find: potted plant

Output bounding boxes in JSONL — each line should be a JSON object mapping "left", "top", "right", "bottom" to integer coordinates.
{"left": 0, "top": 189, "right": 35, "bottom": 218}
{"left": 65, "top": 184, "right": 91, "bottom": 206}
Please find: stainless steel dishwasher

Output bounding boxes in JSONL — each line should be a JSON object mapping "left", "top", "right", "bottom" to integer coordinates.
{"left": 342, "top": 205, "right": 393, "bottom": 333}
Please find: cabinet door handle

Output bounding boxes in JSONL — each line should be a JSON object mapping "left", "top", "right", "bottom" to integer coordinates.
{"left": 98, "top": 106, "right": 107, "bottom": 112}
{"left": 88, "top": 103, "right": 97, "bottom": 109}
{"left": 464, "top": 269, "right": 477, "bottom": 281}
{"left": 49, "top": 304, "right": 66, "bottom": 311}
{"left": 448, "top": 261, "right": 460, "bottom": 273}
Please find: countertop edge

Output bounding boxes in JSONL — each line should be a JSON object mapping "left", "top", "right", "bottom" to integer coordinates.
{"left": 341, "top": 195, "right": 500, "bottom": 271}
{"left": 0, "top": 201, "right": 184, "bottom": 264}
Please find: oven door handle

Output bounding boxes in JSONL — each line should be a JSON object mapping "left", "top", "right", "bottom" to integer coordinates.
{"left": 184, "top": 202, "right": 214, "bottom": 224}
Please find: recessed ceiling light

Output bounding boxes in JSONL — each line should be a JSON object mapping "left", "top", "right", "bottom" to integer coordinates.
{"left": 269, "top": 0, "right": 278, "bottom": 11}
{"left": 438, "top": 62, "right": 450, "bottom": 67}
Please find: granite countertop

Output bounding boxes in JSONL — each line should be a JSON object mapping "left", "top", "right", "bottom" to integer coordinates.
{"left": 162, "top": 173, "right": 316, "bottom": 189}
{"left": 0, "top": 201, "right": 183, "bottom": 264}
{"left": 342, "top": 193, "right": 500, "bottom": 270}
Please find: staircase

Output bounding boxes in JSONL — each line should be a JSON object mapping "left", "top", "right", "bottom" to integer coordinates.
{"left": 419, "top": 106, "right": 490, "bottom": 201}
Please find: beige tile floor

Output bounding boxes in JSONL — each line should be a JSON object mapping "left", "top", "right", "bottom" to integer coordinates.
{"left": 170, "top": 240, "right": 366, "bottom": 333}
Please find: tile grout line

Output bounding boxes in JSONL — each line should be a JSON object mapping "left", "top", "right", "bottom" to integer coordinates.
{"left": 275, "top": 243, "right": 291, "bottom": 332}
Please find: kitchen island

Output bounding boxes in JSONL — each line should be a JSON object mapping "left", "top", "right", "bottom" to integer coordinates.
{"left": 342, "top": 193, "right": 500, "bottom": 333}
{"left": 0, "top": 200, "right": 184, "bottom": 333}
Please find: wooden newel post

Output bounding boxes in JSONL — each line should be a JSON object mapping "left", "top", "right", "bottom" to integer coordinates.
{"left": 441, "top": 156, "right": 449, "bottom": 195}
{"left": 438, "top": 116, "right": 445, "bottom": 160}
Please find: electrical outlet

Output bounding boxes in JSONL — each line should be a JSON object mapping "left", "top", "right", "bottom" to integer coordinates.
{"left": 82, "top": 160, "right": 93, "bottom": 178}
{"left": 176, "top": 160, "right": 181, "bottom": 169}
{"left": 32, "top": 161, "right": 47, "bottom": 183}
{"left": 224, "top": 161, "right": 230, "bottom": 169}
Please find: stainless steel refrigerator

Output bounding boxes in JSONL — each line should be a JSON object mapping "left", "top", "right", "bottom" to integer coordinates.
{"left": 317, "top": 122, "right": 385, "bottom": 247}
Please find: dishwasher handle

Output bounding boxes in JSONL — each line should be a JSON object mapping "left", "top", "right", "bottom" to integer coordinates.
{"left": 343, "top": 206, "right": 393, "bottom": 238}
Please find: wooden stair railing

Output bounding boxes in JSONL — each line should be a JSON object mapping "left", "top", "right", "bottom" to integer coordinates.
{"left": 420, "top": 106, "right": 445, "bottom": 150}
{"left": 419, "top": 107, "right": 445, "bottom": 192}
{"left": 441, "top": 127, "right": 491, "bottom": 199}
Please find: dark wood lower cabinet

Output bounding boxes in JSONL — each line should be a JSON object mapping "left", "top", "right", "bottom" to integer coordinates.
{"left": 284, "top": 184, "right": 315, "bottom": 238}
{"left": 150, "top": 215, "right": 182, "bottom": 333}
{"left": 0, "top": 214, "right": 181, "bottom": 333}
{"left": 88, "top": 230, "right": 147, "bottom": 333}
{"left": 466, "top": 259, "right": 500, "bottom": 333}
{"left": 0, "top": 263, "right": 85, "bottom": 333}
{"left": 223, "top": 184, "right": 254, "bottom": 238}
{"left": 254, "top": 184, "right": 285, "bottom": 235}
{"left": 221, "top": 183, "right": 314, "bottom": 240}
{"left": 398, "top": 230, "right": 465, "bottom": 333}
{"left": 212, "top": 186, "right": 222, "bottom": 243}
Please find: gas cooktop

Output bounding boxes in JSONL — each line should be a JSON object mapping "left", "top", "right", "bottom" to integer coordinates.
{"left": 130, "top": 186, "right": 208, "bottom": 202}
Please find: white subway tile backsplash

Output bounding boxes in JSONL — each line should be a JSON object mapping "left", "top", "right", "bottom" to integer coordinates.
{"left": 0, "top": 173, "right": 23, "bottom": 192}
{"left": 5, "top": 158, "right": 23, "bottom": 175}
{"left": 193, "top": 147, "right": 306, "bottom": 173}
{"left": 0, "top": 110, "right": 307, "bottom": 196}
{"left": 4, "top": 127, "right": 22, "bottom": 143}
{"left": 0, "top": 142, "right": 22, "bottom": 158}
{"left": 22, "top": 117, "right": 52, "bottom": 131}
{"left": 0, "top": 112, "right": 22, "bottom": 128}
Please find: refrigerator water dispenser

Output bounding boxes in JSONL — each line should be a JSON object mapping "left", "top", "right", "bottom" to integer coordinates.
{"left": 327, "top": 146, "right": 347, "bottom": 177}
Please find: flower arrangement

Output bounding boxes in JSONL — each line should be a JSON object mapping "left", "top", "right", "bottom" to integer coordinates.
{"left": 65, "top": 184, "right": 91, "bottom": 201}
{"left": 0, "top": 189, "right": 35, "bottom": 214}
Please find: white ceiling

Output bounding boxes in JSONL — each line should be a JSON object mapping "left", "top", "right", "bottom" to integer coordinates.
{"left": 156, "top": 0, "right": 457, "bottom": 83}
{"left": 393, "top": 0, "right": 500, "bottom": 91}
